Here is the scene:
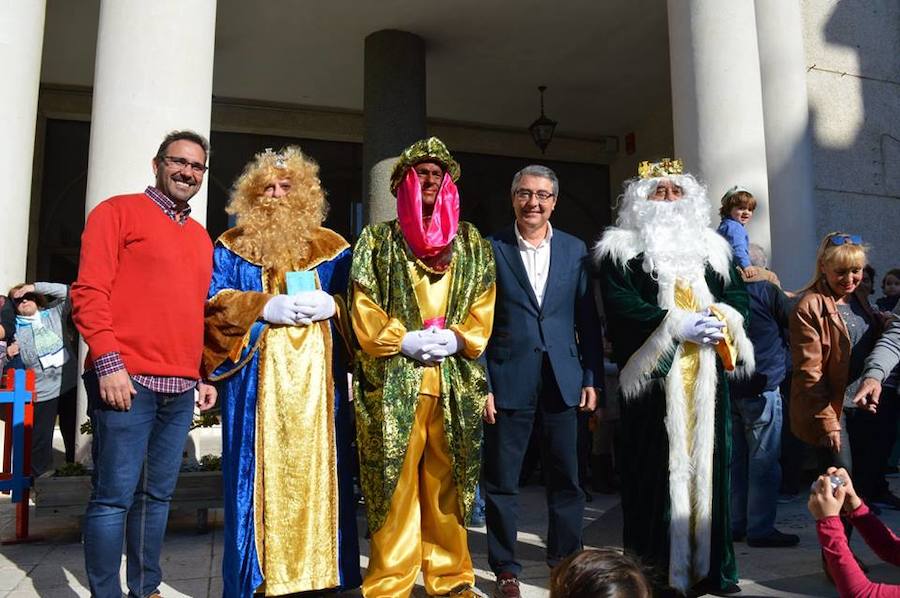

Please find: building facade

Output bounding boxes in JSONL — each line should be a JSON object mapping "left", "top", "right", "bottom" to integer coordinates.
{"left": 2, "top": 2, "right": 898, "bottom": 457}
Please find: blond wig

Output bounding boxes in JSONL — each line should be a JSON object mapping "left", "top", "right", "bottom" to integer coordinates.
{"left": 226, "top": 146, "right": 330, "bottom": 269}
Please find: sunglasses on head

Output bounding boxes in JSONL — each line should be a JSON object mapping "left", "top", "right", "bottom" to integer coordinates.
{"left": 828, "top": 234, "right": 862, "bottom": 246}
{"left": 12, "top": 293, "right": 39, "bottom": 305}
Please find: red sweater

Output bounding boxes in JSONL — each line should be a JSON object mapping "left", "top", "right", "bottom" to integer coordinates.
{"left": 818, "top": 503, "right": 900, "bottom": 597}
{"left": 71, "top": 193, "right": 213, "bottom": 379}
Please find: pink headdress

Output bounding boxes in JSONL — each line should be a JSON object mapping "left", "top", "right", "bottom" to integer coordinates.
{"left": 396, "top": 167, "right": 460, "bottom": 263}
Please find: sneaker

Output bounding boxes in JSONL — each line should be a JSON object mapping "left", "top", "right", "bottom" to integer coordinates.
{"left": 493, "top": 572, "right": 521, "bottom": 598}
{"left": 872, "top": 491, "right": 900, "bottom": 511}
{"left": 469, "top": 510, "right": 486, "bottom": 527}
{"left": 747, "top": 529, "right": 800, "bottom": 548}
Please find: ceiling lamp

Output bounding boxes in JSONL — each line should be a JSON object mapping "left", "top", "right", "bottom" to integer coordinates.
{"left": 528, "top": 85, "right": 557, "bottom": 155}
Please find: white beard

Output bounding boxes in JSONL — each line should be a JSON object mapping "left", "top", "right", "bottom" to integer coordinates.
{"left": 618, "top": 175, "right": 713, "bottom": 288}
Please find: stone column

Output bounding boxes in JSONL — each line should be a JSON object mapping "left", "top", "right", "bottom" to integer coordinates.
{"left": 76, "top": 0, "right": 217, "bottom": 462}
{"left": 755, "top": 0, "right": 818, "bottom": 289}
{"left": 668, "top": 0, "right": 772, "bottom": 256}
{"left": 362, "top": 30, "right": 426, "bottom": 226}
{"left": 0, "top": 1, "right": 46, "bottom": 291}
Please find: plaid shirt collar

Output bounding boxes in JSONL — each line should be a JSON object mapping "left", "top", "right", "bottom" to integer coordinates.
{"left": 145, "top": 186, "right": 191, "bottom": 224}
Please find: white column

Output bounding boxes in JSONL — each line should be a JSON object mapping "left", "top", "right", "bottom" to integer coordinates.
{"left": 0, "top": 1, "right": 46, "bottom": 291}
{"left": 668, "top": 0, "right": 772, "bottom": 256}
{"left": 754, "top": 0, "right": 818, "bottom": 290}
{"left": 76, "top": 0, "right": 217, "bottom": 462}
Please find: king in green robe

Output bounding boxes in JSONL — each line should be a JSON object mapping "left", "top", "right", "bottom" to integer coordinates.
{"left": 594, "top": 160, "right": 754, "bottom": 595}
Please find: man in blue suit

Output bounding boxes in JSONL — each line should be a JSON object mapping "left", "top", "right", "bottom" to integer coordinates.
{"left": 482, "top": 164, "right": 603, "bottom": 598}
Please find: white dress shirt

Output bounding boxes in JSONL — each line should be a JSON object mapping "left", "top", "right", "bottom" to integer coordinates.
{"left": 514, "top": 222, "right": 553, "bottom": 306}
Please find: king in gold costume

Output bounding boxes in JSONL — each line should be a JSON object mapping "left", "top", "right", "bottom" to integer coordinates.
{"left": 350, "top": 138, "right": 495, "bottom": 598}
{"left": 593, "top": 160, "right": 754, "bottom": 595}
{"left": 203, "top": 147, "right": 360, "bottom": 597}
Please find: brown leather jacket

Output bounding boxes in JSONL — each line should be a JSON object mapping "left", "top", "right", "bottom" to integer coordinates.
{"left": 789, "top": 279, "right": 879, "bottom": 446}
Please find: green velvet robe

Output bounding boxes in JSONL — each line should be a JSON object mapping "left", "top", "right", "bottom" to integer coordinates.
{"left": 349, "top": 220, "right": 495, "bottom": 533}
{"left": 598, "top": 250, "right": 751, "bottom": 594}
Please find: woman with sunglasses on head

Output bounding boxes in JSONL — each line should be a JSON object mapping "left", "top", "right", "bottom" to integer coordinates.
{"left": 790, "top": 233, "right": 886, "bottom": 573}
{"left": 8, "top": 282, "right": 77, "bottom": 476}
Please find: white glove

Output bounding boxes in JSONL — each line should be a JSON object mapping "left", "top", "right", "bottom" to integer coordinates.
{"left": 401, "top": 330, "right": 450, "bottom": 365}
{"left": 292, "top": 290, "right": 336, "bottom": 325}
{"left": 262, "top": 295, "right": 306, "bottom": 326}
{"left": 427, "top": 327, "right": 460, "bottom": 356}
{"left": 680, "top": 311, "right": 726, "bottom": 345}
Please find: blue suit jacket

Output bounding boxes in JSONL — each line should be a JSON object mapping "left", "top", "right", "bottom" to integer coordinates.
{"left": 486, "top": 224, "right": 603, "bottom": 409}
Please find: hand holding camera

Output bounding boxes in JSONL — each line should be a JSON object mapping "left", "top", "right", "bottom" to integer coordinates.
{"left": 808, "top": 467, "right": 862, "bottom": 520}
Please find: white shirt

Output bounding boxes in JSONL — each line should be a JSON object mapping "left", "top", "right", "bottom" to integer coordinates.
{"left": 515, "top": 221, "right": 553, "bottom": 306}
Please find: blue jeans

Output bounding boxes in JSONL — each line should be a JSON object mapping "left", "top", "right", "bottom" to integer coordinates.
{"left": 730, "top": 388, "right": 783, "bottom": 540}
{"left": 82, "top": 372, "right": 194, "bottom": 598}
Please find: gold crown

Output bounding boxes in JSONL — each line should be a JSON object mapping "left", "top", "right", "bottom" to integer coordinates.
{"left": 638, "top": 158, "right": 683, "bottom": 179}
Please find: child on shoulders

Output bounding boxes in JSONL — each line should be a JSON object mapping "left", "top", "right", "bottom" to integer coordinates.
{"left": 717, "top": 185, "right": 758, "bottom": 278}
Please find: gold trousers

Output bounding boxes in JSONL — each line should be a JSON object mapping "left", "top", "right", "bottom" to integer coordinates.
{"left": 362, "top": 395, "right": 474, "bottom": 597}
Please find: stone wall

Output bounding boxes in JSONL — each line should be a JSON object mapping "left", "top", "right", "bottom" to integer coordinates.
{"left": 802, "top": 0, "right": 900, "bottom": 287}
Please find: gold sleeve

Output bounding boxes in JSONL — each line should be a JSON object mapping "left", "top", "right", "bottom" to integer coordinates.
{"left": 449, "top": 282, "right": 496, "bottom": 359}
{"left": 708, "top": 304, "right": 738, "bottom": 372}
{"left": 351, "top": 282, "right": 407, "bottom": 357}
{"left": 203, "top": 289, "right": 271, "bottom": 378}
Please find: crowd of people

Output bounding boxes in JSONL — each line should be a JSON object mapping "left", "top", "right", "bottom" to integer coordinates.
{"left": 3, "top": 128, "right": 900, "bottom": 598}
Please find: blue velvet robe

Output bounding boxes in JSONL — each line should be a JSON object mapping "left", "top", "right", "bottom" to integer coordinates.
{"left": 206, "top": 234, "right": 361, "bottom": 597}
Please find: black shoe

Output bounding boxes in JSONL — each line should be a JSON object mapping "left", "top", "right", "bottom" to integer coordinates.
{"left": 689, "top": 579, "right": 741, "bottom": 596}
{"left": 732, "top": 531, "right": 745, "bottom": 542}
{"left": 872, "top": 491, "right": 900, "bottom": 511}
{"left": 747, "top": 530, "right": 800, "bottom": 548}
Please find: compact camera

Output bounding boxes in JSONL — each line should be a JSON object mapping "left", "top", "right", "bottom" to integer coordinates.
{"left": 810, "top": 474, "right": 845, "bottom": 495}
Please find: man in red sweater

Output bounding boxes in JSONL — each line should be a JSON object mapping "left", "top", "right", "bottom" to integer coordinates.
{"left": 71, "top": 130, "right": 216, "bottom": 598}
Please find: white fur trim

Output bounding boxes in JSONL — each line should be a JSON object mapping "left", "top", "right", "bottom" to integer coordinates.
{"left": 593, "top": 226, "right": 734, "bottom": 288}
{"left": 593, "top": 227, "right": 642, "bottom": 268}
{"left": 664, "top": 344, "right": 692, "bottom": 590}
{"left": 665, "top": 342, "right": 719, "bottom": 592}
{"left": 690, "top": 347, "right": 717, "bottom": 581}
{"left": 704, "top": 230, "right": 734, "bottom": 285}
{"left": 619, "top": 308, "right": 693, "bottom": 399}
{"left": 712, "top": 302, "right": 756, "bottom": 379}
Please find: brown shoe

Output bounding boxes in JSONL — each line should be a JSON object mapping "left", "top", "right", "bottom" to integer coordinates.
{"left": 439, "top": 584, "right": 481, "bottom": 597}
{"left": 493, "top": 572, "right": 521, "bottom": 598}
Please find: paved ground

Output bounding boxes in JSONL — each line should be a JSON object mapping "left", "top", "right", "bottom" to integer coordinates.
{"left": 3, "top": 481, "right": 900, "bottom": 597}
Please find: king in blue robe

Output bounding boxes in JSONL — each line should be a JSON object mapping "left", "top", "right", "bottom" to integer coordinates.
{"left": 203, "top": 147, "right": 361, "bottom": 597}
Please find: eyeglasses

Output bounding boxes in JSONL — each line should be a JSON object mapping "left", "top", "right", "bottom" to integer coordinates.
{"left": 162, "top": 156, "right": 208, "bottom": 174}
{"left": 12, "top": 293, "right": 38, "bottom": 306}
{"left": 514, "top": 189, "right": 555, "bottom": 204}
{"left": 828, "top": 234, "right": 862, "bottom": 246}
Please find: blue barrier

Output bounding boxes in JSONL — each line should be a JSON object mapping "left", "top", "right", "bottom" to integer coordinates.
{"left": 0, "top": 369, "right": 34, "bottom": 504}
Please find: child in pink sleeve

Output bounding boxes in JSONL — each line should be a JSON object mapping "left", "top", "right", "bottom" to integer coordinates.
{"left": 810, "top": 467, "right": 900, "bottom": 597}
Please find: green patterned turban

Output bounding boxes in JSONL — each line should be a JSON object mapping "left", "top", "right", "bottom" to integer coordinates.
{"left": 389, "top": 137, "right": 461, "bottom": 196}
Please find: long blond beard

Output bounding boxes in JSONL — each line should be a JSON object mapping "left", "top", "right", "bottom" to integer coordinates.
{"left": 228, "top": 192, "right": 324, "bottom": 269}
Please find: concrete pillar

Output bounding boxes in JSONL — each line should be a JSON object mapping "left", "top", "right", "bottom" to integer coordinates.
{"left": 76, "top": 0, "right": 217, "bottom": 462}
{"left": 667, "top": 0, "right": 772, "bottom": 256}
{"left": 0, "top": 1, "right": 46, "bottom": 291}
{"left": 362, "top": 30, "right": 426, "bottom": 225}
{"left": 755, "top": 0, "right": 818, "bottom": 290}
